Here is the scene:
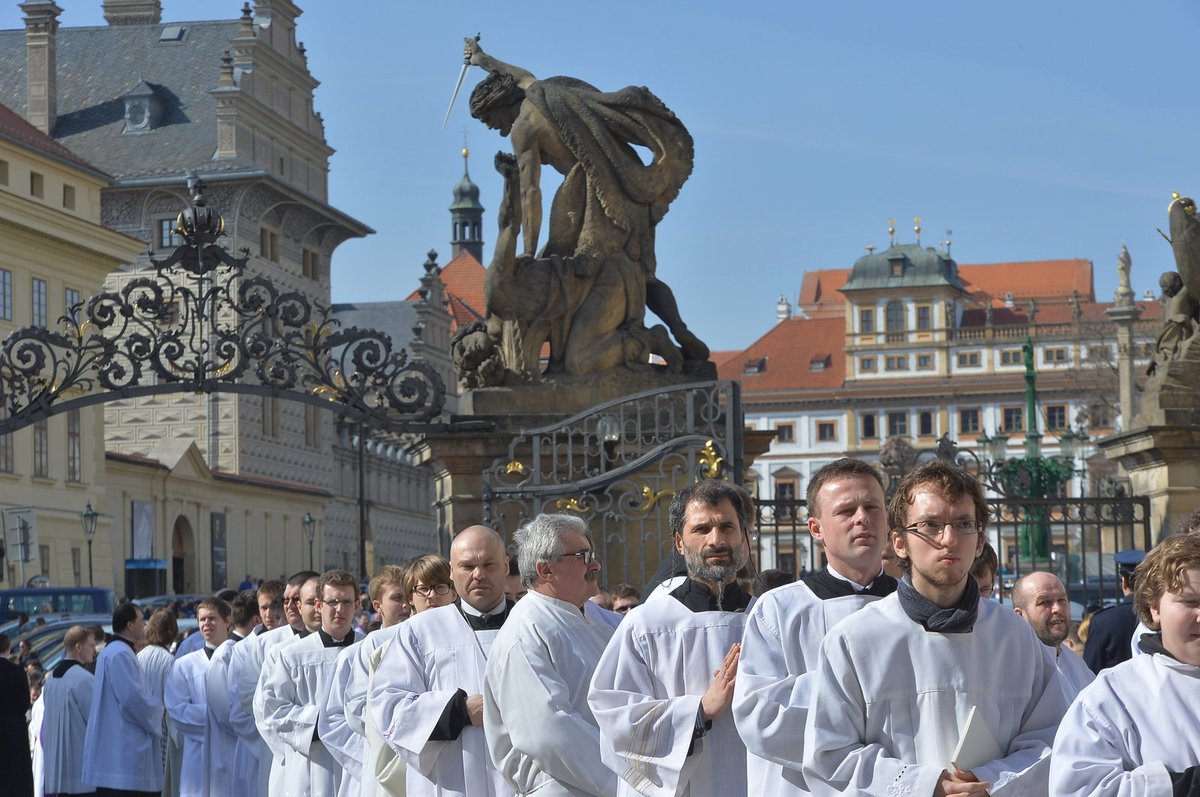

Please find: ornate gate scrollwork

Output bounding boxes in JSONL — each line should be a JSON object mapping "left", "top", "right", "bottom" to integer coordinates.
{"left": 0, "top": 181, "right": 445, "bottom": 434}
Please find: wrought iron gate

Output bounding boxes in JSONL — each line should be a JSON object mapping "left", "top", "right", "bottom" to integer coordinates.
{"left": 482, "top": 380, "right": 743, "bottom": 587}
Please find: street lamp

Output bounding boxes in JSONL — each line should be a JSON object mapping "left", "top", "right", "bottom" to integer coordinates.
{"left": 80, "top": 503, "right": 98, "bottom": 586}
{"left": 302, "top": 512, "right": 316, "bottom": 570}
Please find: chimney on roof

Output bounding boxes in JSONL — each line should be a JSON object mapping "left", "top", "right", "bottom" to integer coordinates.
{"left": 21, "top": 1, "right": 61, "bottom": 135}
{"left": 776, "top": 295, "right": 792, "bottom": 322}
{"left": 102, "top": 0, "right": 163, "bottom": 25}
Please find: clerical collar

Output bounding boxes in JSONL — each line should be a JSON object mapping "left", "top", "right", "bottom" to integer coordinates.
{"left": 292, "top": 626, "right": 310, "bottom": 638}
{"left": 230, "top": 631, "right": 244, "bottom": 643}
{"left": 805, "top": 567, "right": 897, "bottom": 601}
{"left": 204, "top": 644, "right": 217, "bottom": 660}
{"left": 457, "top": 598, "right": 513, "bottom": 631}
{"left": 109, "top": 635, "right": 134, "bottom": 650}
{"left": 253, "top": 625, "right": 266, "bottom": 636}
{"left": 52, "top": 659, "right": 83, "bottom": 678}
{"left": 669, "top": 577, "right": 752, "bottom": 613}
{"left": 317, "top": 628, "right": 355, "bottom": 648}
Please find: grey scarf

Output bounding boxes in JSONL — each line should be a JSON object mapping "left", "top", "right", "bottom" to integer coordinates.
{"left": 896, "top": 575, "right": 979, "bottom": 633}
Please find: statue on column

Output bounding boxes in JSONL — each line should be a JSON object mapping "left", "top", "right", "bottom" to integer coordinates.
{"left": 450, "top": 39, "right": 713, "bottom": 387}
{"left": 1148, "top": 194, "right": 1200, "bottom": 376}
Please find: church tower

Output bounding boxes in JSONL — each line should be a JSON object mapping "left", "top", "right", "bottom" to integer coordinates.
{"left": 450, "top": 147, "right": 484, "bottom": 261}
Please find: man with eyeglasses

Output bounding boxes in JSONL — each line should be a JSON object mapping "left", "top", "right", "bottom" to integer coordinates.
{"left": 734, "top": 457, "right": 897, "bottom": 795}
{"left": 371, "top": 526, "right": 517, "bottom": 797}
{"left": 257, "top": 569, "right": 364, "bottom": 796}
{"left": 589, "top": 480, "right": 755, "bottom": 797}
{"left": 803, "top": 460, "right": 1067, "bottom": 797}
{"left": 226, "top": 580, "right": 285, "bottom": 797}
{"left": 235, "top": 571, "right": 319, "bottom": 797}
{"left": 484, "top": 513, "right": 621, "bottom": 796}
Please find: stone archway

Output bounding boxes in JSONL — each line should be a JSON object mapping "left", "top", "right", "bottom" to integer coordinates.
{"left": 171, "top": 515, "right": 196, "bottom": 594}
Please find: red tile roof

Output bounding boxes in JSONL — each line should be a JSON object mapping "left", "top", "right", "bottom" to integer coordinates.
{"left": 716, "top": 317, "right": 845, "bottom": 390}
{"left": 406, "top": 249, "right": 487, "bottom": 330}
{"left": 0, "top": 102, "right": 108, "bottom": 178}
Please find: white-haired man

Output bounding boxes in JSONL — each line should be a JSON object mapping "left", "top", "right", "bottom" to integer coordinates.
{"left": 484, "top": 513, "right": 620, "bottom": 796}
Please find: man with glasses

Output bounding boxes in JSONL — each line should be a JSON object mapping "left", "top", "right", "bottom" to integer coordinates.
{"left": 484, "top": 513, "right": 620, "bottom": 796}
{"left": 589, "top": 481, "right": 755, "bottom": 796}
{"left": 803, "top": 460, "right": 1067, "bottom": 796}
{"left": 734, "top": 457, "right": 897, "bottom": 795}
{"left": 610, "top": 583, "right": 641, "bottom": 614}
{"left": 257, "top": 569, "right": 364, "bottom": 796}
{"left": 235, "top": 571, "right": 319, "bottom": 797}
{"left": 371, "top": 526, "right": 516, "bottom": 796}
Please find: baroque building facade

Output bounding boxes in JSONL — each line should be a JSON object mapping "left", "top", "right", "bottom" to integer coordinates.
{"left": 718, "top": 237, "right": 1162, "bottom": 575}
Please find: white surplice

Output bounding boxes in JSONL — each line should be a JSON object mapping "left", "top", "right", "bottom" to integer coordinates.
{"left": 255, "top": 629, "right": 363, "bottom": 797}
{"left": 733, "top": 579, "right": 887, "bottom": 794}
{"left": 1049, "top": 650, "right": 1200, "bottom": 796}
{"left": 41, "top": 661, "right": 93, "bottom": 795}
{"left": 83, "top": 637, "right": 164, "bottom": 792}
{"left": 1054, "top": 645, "right": 1095, "bottom": 703}
{"left": 363, "top": 625, "right": 408, "bottom": 797}
{"left": 235, "top": 624, "right": 305, "bottom": 797}
{"left": 371, "top": 602, "right": 511, "bottom": 797}
{"left": 588, "top": 589, "right": 753, "bottom": 797}
{"left": 318, "top": 632, "right": 390, "bottom": 797}
{"left": 166, "top": 647, "right": 213, "bottom": 797}
{"left": 204, "top": 636, "right": 243, "bottom": 796}
{"left": 483, "top": 590, "right": 620, "bottom": 797}
{"left": 802, "top": 594, "right": 1068, "bottom": 797}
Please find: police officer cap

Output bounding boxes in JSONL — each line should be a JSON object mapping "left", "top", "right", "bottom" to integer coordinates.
{"left": 1114, "top": 550, "right": 1145, "bottom": 567}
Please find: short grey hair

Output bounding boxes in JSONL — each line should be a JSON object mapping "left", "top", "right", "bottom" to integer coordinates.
{"left": 515, "top": 513, "right": 590, "bottom": 587}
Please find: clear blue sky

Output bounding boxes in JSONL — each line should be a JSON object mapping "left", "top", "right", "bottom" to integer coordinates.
{"left": 4, "top": 1, "right": 1197, "bottom": 352}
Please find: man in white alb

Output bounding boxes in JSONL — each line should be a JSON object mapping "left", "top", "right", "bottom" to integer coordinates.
{"left": 371, "top": 526, "right": 515, "bottom": 796}
{"left": 256, "top": 569, "right": 364, "bottom": 797}
{"left": 484, "top": 513, "right": 620, "bottom": 797}
{"left": 803, "top": 459, "right": 1067, "bottom": 797}
{"left": 589, "top": 480, "right": 756, "bottom": 796}
{"left": 733, "top": 457, "right": 897, "bottom": 794}
{"left": 234, "top": 572, "right": 318, "bottom": 797}
{"left": 166, "top": 596, "right": 232, "bottom": 797}
{"left": 41, "top": 625, "right": 97, "bottom": 797}
{"left": 204, "top": 589, "right": 261, "bottom": 796}
{"left": 1011, "top": 571, "right": 1094, "bottom": 701}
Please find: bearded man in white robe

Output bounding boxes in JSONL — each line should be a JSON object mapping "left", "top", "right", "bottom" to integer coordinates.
{"left": 589, "top": 481, "right": 756, "bottom": 797}
{"left": 371, "top": 527, "right": 515, "bottom": 797}
{"left": 318, "top": 563, "right": 411, "bottom": 797}
{"left": 1011, "top": 571, "right": 1094, "bottom": 702}
{"left": 256, "top": 569, "right": 364, "bottom": 797}
{"left": 803, "top": 460, "right": 1067, "bottom": 797}
{"left": 233, "top": 571, "right": 319, "bottom": 797}
{"left": 733, "top": 458, "right": 897, "bottom": 795}
{"left": 41, "top": 625, "right": 97, "bottom": 797}
{"left": 483, "top": 513, "right": 620, "bottom": 797}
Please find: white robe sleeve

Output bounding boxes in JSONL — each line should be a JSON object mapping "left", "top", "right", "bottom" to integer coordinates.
{"left": 317, "top": 642, "right": 363, "bottom": 783}
{"left": 370, "top": 620, "right": 463, "bottom": 777}
{"left": 206, "top": 650, "right": 235, "bottom": 740}
{"left": 254, "top": 644, "right": 317, "bottom": 758}
{"left": 803, "top": 631, "right": 944, "bottom": 797}
{"left": 117, "top": 652, "right": 164, "bottom": 740}
{"left": 1049, "top": 681, "right": 1174, "bottom": 796}
{"left": 484, "top": 639, "right": 616, "bottom": 796}
{"left": 165, "top": 656, "right": 206, "bottom": 741}
{"left": 226, "top": 640, "right": 259, "bottom": 743}
{"left": 588, "top": 619, "right": 704, "bottom": 796}
{"left": 732, "top": 595, "right": 811, "bottom": 772}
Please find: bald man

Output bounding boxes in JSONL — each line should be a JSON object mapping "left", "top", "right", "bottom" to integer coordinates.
{"left": 1013, "top": 572, "right": 1094, "bottom": 701}
{"left": 371, "top": 526, "right": 515, "bottom": 797}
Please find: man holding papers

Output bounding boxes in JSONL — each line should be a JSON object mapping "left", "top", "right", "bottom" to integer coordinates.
{"left": 803, "top": 459, "right": 1067, "bottom": 796}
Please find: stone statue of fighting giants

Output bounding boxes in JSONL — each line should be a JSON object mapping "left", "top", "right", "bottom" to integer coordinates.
{"left": 450, "top": 39, "right": 713, "bottom": 387}
{"left": 1148, "top": 194, "right": 1200, "bottom": 376}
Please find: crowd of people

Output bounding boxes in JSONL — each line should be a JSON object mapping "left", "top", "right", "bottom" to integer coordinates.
{"left": 3, "top": 457, "right": 1199, "bottom": 796}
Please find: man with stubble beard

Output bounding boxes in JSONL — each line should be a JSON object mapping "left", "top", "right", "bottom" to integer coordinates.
{"left": 1012, "top": 571, "right": 1095, "bottom": 701}
{"left": 589, "top": 481, "right": 755, "bottom": 797}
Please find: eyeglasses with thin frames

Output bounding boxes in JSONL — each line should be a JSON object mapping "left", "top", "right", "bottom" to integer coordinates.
{"left": 320, "top": 598, "right": 357, "bottom": 610}
{"left": 903, "top": 519, "right": 980, "bottom": 544}
{"left": 561, "top": 549, "right": 599, "bottom": 565}
{"left": 413, "top": 583, "right": 453, "bottom": 597}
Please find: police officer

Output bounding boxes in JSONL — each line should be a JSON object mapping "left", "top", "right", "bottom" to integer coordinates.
{"left": 1083, "top": 549, "right": 1144, "bottom": 673}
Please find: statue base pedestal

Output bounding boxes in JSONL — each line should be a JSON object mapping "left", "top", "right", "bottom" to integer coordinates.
{"left": 1100, "top": 424, "right": 1200, "bottom": 543}
{"left": 462, "top": 369, "right": 713, "bottom": 417}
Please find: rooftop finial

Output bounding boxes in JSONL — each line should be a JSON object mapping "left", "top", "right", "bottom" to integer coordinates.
{"left": 914, "top": 216, "right": 922, "bottom": 246}
{"left": 944, "top": 228, "right": 952, "bottom": 257}
{"left": 888, "top": 218, "right": 895, "bottom": 246}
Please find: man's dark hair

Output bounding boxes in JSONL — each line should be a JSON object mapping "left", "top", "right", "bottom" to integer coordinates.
{"left": 807, "top": 458, "right": 885, "bottom": 517}
{"left": 971, "top": 542, "right": 999, "bottom": 581}
{"left": 232, "top": 590, "right": 259, "bottom": 627}
{"left": 0, "top": 633, "right": 9, "bottom": 655}
{"left": 258, "top": 579, "right": 284, "bottom": 603}
{"left": 287, "top": 570, "right": 320, "bottom": 589}
{"left": 753, "top": 569, "right": 796, "bottom": 595}
{"left": 469, "top": 71, "right": 524, "bottom": 119}
{"left": 668, "top": 480, "right": 754, "bottom": 537}
{"left": 888, "top": 460, "right": 988, "bottom": 574}
{"left": 215, "top": 588, "right": 239, "bottom": 603}
{"left": 112, "top": 601, "right": 141, "bottom": 634}
{"left": 611, "top": 583, "right": 642, "bottom": 602}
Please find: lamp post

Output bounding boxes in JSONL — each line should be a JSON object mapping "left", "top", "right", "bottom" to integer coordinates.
{"left": 80, "top": 502, "right": 98, "bottom": 586}
{"left": 302, "top": 512, "right": 316, "bottom": 571}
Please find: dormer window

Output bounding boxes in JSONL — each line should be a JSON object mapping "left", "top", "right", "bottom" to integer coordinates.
{"left": 890, "top": 257, "right": 905, "bottom": 277}
{"left": 123, "top": 80, "right": 164, "bottom": 133}
{"left": 809, "top": 354, "right": 832, "bottom": 372}
{"left": 743, "top": 357, "right": 767, "bottom": 375}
